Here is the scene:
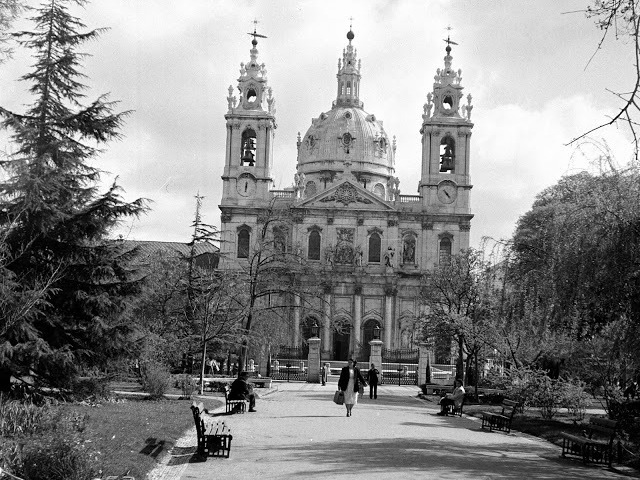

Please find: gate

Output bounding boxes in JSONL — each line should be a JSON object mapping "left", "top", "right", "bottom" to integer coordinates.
{"left": 381, "top": 347, "right": 419, "bottom": 385}
{"left": 272, "top": 345, "right": 308, "bottom": 382}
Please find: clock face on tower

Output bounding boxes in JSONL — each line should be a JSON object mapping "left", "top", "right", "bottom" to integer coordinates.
{"left": 437, "top": 180, "right": 457, "bottom": 204}
{"left": 237, "top": 173, "right": 257, "bottom": 197}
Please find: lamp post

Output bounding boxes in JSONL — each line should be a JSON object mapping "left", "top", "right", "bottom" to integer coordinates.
{"left": 373, "top": 324, "right": 381, "bottom": 340}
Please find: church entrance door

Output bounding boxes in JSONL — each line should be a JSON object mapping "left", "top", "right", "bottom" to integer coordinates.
{"left": 333, "top": 331, "right": 350, "bottom": 360}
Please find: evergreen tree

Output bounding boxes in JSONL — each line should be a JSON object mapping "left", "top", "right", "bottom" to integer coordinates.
{"left": 0, "top": 0, "right": 147, "bottom": 392}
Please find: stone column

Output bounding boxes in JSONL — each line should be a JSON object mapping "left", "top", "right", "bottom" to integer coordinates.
{"left": 307, "top": 337, "right": 321, "bottom": 383}
{"left": 417, "top": 344, "right": 433, "bottom": 386}
{"left": 384, "top": 287, "right": 395, "bottom": 349}
{"left": 369, "top": 339, "right": 383, "bottom": 375}
{"left": 293, "top": 294, "right": 301, "bottom": 347}
{"left": 353, "top": 286, "right": 362, "bottom": 357}
{"left": 323, "top": 292, "right": 332, "bottom": 357}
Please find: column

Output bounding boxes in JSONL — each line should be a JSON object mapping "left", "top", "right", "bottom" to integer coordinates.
{"left": 384, "top": 289, "right": 394, "bottom": 350}
{"left": 353, "top": 287, "right": 362, "bottom": 356}
{"left": 293, "top": 294, "right": 301, "bottom": 347}
{"left": 369, "top": 339, "right": 383, "bottom": 374}
{"left": 417, "top": 344, "right": 433, "bottom": 386}
{"left": 323, "top": 292, "right": 331, "bottom": 357}
{"left": 307, "top": 337, "right": 321, "bottom": 383}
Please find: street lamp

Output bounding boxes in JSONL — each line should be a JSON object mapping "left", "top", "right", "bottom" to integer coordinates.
{"left": 373, "top": 324, "right": 381, "bottom": 340}
{"left": 311, "top": 321, "right": 319, "bottom": 338}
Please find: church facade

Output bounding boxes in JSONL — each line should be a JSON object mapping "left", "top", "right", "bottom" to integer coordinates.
{"left": 217, "top": 29, "right": 474, "bottom": 362}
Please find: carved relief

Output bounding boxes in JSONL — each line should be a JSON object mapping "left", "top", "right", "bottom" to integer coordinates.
{"left": 320, "top": 184, "right": 373, "bottom": 206}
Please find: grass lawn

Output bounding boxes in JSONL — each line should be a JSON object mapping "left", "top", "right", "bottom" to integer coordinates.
{"left": 58, "top": 394, "right": 223, "bottom": 479}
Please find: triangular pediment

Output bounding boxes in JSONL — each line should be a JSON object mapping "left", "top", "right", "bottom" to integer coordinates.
{"left": 298, "top": 179, "right": 395, "bottom": 211}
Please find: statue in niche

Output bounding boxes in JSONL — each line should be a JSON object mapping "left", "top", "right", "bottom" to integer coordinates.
{"left": 354, "top": 245, "right": 363, "bottom": 266}
{"left": 403, "top": 237, "right": 416, "bottom": 264}
{"left": 384, "top": 246, "right": 395, "bottom": 267}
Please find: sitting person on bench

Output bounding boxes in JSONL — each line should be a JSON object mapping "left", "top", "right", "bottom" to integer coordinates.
{"left": 229, "top": 371, "right": 256, "bottom": 412}
{"left": 437, "top": 379, "right": 465, "bottom": 416}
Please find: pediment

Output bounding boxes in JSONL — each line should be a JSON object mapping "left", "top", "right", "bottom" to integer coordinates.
{"left": 299, "top": 180, "right": 395, "bottom": 211}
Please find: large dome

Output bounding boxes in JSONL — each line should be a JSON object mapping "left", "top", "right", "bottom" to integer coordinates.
{"left": 294, "top": 30, "right": 396, "bottom": 200}
{"left": 297, "top": 106, "right": 394, "bottom": 176}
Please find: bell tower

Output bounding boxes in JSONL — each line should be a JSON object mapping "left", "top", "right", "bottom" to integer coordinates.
{"left": 419, "top": 37, "right": 473, "bottom": 215}
{"left": 221, "top": 27, "right": 276, "bottom": 205}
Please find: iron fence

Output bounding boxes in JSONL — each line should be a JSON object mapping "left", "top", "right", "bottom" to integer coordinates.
{"left": 381, "top": 347, "right": 419, "bottom": 385}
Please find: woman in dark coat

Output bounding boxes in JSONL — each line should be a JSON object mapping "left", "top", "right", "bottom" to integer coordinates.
{"left": 338, "top": 358, "right": 367, "bottom": 417}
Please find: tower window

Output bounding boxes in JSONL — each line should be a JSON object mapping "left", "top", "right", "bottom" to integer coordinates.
{"left": 341, "top": 82, "right": 345, "bottom": 95}
{"left": 439, "top": 237, "right": 452, "bottom": 265}
{"left": 246, "top": 88, "right": 257, "bottom": 103}
{"left": 305, "top": 181, "right": 317, "bottom": 197}
{"left": 439, "top": 136, "right": 455, "bottom": 173}
{"left": 373, "top": 183, "right": 385, "bottom": 198}
{"left": 241, "top": 128, "right": 257, "bottom": 166}
{"left": 346, "top": 81, "right": 351, "bottom": 95}
{"left": 237, "top": 228, "right": 250, "bottom": 258}
{"left": 308, "top": 230, "right": 321, "bottom": 260}
{"left": 368, "top": 233, "right": 381, "bottom": 263}
{"left": 442, "top": 95, "right": 454, "bottom": 111}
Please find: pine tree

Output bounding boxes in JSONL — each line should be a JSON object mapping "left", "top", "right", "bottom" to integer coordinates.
{"left": 0, "top": 0, "right": 147, "bottom": 392}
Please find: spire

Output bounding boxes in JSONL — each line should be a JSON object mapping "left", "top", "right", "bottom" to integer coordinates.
{"left": 232, "top": 21, "right": 274, "bottom": 113}
{"left": 334, "top": 24, "right": 363, "bottom": 109}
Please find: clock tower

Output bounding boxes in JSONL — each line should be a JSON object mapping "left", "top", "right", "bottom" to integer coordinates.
{"left": 419, "top": 38, "right": 474, "bottom": 254}
{"left": 221, "top": 30, "right": 276, "bottom": 207}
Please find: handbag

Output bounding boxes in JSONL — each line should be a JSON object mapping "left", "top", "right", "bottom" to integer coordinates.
{"left": 333, "top": 390, "right": 344, "bottom": 405}
{"left": 358, "top": 384, "right": 364, "bottom": 396}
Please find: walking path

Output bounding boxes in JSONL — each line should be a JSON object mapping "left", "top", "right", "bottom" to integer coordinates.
{"left": 149, "top": 382, "right": 637, "bottom": 480}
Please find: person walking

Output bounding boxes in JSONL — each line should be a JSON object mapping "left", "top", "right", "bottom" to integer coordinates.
{"left": 367, "top": 363, "right": 380, "bottom": 399}
{"left": 321, "top": 364, "right": 328, "bottom": 386}
{"left": 338, "top": 358, "right": 367, "bottom": 417}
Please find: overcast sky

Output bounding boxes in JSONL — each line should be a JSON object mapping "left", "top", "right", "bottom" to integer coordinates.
{"left": 1, "top": 0, "right": 635, "bottom": 249}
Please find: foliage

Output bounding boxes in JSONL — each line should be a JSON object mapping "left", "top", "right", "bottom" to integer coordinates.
{"left": 139, "top": 363, "right": 170, "bottom": 400}
{"left": 0, "top": 393, "right": 53, "bottom": 437}
{"left": 0, "top": 0, "right": 148, "bottom": 392}
{"left": 17, "top": 436, "right": 98, "bottom": 480}
{"left": 574, "top": 0, "right": 640, "bottom": 159}
{"left": 418, "top": 248, "right": 496, "bottom": 385}
{"left": 175, "top": 373, "right": 197, "bottom": 398}
{"left": 70, "top": 376, "right": 112, "bottom": 401}
{"left": 0, "top": 0, "right": 22, "bottom": 63}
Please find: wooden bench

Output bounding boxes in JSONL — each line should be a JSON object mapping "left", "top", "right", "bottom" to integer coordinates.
{"left": 560, "top": 417, "right": 618, "bottom": 467}
{"left": 199, "top": 376, "right": 273, "bottom": 390}
{"left": 224, "top": 385, "right": 247, "bottom": 414}
{"left": 481, "top": 398, "right": 518, "bottom": 433}
{"left": 190, "top": 402, "right": 232, "bottom": 458}
{"left": 448, "top": 395, "right": 465, "bottom": 417}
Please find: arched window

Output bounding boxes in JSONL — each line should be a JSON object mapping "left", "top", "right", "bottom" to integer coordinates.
{"left": 439, "top": 136, "right": 455, "bottom": 173}
{"left": 305, "top": 181, "right": 317, "bottom": 197}
{"left": 341, "top": 82, "right": 345, "bottom": 95}
{"left": 241, "top": 128, "right": 257, "bottom": 166}
{"left": 237, "top": 228, "right": 250, "bottom": 258}
{"left": 346, "top": 81, "right": 351, "bottom": 95}
{"left": 368, "top": 233, "right": 381, "bottom": 263}
{"left": 373, "top": 183, "right": 385, "bottom": 198}
{"left": 308, "top": 230, "right": 321, "bottom": 260}
{"left": 439, "top": 237, "right": 452, "bottom": 264}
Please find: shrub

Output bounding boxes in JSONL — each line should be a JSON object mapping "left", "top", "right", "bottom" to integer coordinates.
{"left": 71, "top": 376, "right": 112, "bottom": 401}
{"left": 140, "top": 364, "right": 170, "bottom": 399}
{"left": 560, "top": 378, "right": 590, "bottom": 420}
{"left": 0, "top": 394, "right": 53, "bottom": 437}
{"left": 176, "top": 374, "right": 197, "bottom": 398}
{"left": 17, "top": 436, "right": 98, "bottom": 480}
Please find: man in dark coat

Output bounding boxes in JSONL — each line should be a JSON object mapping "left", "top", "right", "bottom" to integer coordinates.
{"left": 229, "top": 372, "right": 256, "bottom": 412}
{"left": 367, "top": 363, "right": 380, "bottom": 399}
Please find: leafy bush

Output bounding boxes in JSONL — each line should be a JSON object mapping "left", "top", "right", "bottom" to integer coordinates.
{"left": 140, "top": 364, "right": 170, "bottom": 399}
{"left": 17, "top": 436, "right": 98, "bottom": 480}
{"left": 0, "top": 394, "right": 52, "bottom": 437}
{"left": 175, "top": 374, "right": 197, "bottom": 398}
{"left": 560, "top": 378, "right": 590, "bottom": 420}
{"left": 71, "top": 376, "right": 112, "bottom": 401}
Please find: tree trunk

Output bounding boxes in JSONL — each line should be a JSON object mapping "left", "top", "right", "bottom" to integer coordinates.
{"left": 199, "top": 342, "right": 207, "bottom": 395}
{"left": 457, "top": 336, "right": 465, "bottom": 384}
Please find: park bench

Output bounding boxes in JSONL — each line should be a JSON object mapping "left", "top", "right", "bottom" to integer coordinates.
{"left": 560, "top": 417, "right": 618, "bottom": 467}
{"left": 190, "top": 402, "right": 232, "bottom": 458}
{"left": 224, "top": 385, "right": 247, "bottom": 414}
{"left": 481, "top": 398, "right": 518, "bottom": 433}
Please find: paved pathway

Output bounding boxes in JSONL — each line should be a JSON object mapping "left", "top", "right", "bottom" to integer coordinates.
{"left": 150, "top": 382, "right": 636, "bottom": 480}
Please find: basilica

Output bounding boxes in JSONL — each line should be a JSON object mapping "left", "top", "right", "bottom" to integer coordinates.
{"left": 217, "top": 28, "right": 474, "bottom": 362}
